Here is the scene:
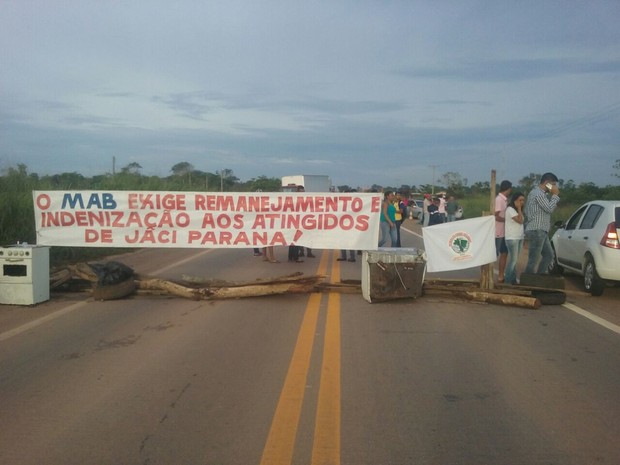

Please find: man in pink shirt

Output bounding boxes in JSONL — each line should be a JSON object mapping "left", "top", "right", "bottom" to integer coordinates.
{"left": 494, "top": 180, "right": 512, "bottom": 283}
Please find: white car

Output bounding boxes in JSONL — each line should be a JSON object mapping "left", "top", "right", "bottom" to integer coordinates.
{"left": 551, "top": 200, "right": 620, "bottom": 295}
{"left": 409, "top": 199, "right": 424, "bottom": 219}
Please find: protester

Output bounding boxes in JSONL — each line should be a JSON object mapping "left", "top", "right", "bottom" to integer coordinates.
{"left": 288, "top": 246, "right": 303, "bottom": 263}
{"left": 524, "top": 172, "right": 560, "bottom": 274}
{"left": 446, "top": 195, "right": 459, "bottom": 222}
{"left": 287, "top": 185, "right": 313, "bottom": 262}
{"left": 337, "top": 249, "right": 356, "bottom": 262}
{"left": 393, "top": 192, "right": 406, "bottom": 247}
{"left": 438, "top": 194, "right": 447, "bottom": 223}
{"left": 427, "top": 197, "right": 443, "bottom": 226}
{"left": 298, "top": 247, "right": 315, "bottom": 258}
{"left": 379, "top": 191, "right": 397, "bottom": 246}
{"left": 494, "top": 180, "right": 512, "bottom": 283}
{"left": 262, "top": 246, "right": 278, "bottom": 263}
{"left": 422, "top": 194, "right": 432, "bottom": 226}
{"left": 339, "top": 188, "right": 359, "bottom": 259}
{"left": 504, "top": 192, "right": 525, "bottom": 285}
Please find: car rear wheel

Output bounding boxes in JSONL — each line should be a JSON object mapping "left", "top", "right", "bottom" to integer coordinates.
{"left": 584, "top": 256, "right": 605, "bottom": 296}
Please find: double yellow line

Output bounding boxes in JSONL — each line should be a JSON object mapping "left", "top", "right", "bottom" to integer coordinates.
{"left": 259, "top": 251, "right": 341, "bottom": 465}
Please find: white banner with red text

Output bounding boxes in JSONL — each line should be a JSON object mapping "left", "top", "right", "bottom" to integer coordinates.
{"left": 422, "top": 216, "right": 496, "bottom": 272}
{"left": 33, "top": 191, "right": 382, "bottom": 250}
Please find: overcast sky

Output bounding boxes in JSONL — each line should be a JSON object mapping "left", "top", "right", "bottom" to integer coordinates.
{"left": 2, "top": 0, "right": 619, "bottom": 189}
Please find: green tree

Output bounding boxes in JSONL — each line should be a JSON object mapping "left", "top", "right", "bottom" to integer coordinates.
{"left": 576, "top": 182, "right": 603, "bottom": 199}
{"left": 171, "top": 162, "right": 195, "bottom": 189}
{"left": 440, "top": 171, "right": 466, "bottom": 197}
{"left": 418, "top": 184, "right": 434, "bottom": 195}
{"left": 121, "top": 162, "right": 143, "bottom": 174}
{"left": 518, "top": 173, "right": 540, "bottom": 193}
{"left": 398, "top": 184, "right": 411, "bottom": 198}
{"left": 469, "top": 181, "right": 490, "bottom": 195}
{"left": 246, "top": 176, "right": 282, "bottom": 192}
{"left": 216, "top": 169, "right": 239, "bottom": 192}
{"left": 0, "top": 164, "right": 37, "bottom": 244}
{"left": 40, "top": 171, "right": 87, "bottom": 189}
{"left": 171, "top": 162, "right": 194, "bottom": 176}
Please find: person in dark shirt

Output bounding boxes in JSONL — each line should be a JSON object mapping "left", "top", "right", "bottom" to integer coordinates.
{"left": 427, "top": 197, "right": 443, "bottom": 226}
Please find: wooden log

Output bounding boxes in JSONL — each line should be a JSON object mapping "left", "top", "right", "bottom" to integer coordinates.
{"left": 423, "top": 283, "right": 534, "bottom": 297}
{"left": 68, "top": 263, "right": 99, "bottom": 282}
{"left": 315, "top": 282, "right": 362, "bottom": 294}
{"left": 207, "top": 283, "right": 316, "bottom": 299}
{"left": 180, "top": 272, "right": 308, "bottom": 287}
{"left": 51, "top": 262, "right": 549, "bottom": 309}
{"left": 424, "top": 278, "right": 480, "bottom": 286}
{"left": 496, "top": 283, "right": 589, "bottom": 297}
{"left": 137, "top": 276, "right": 321, "bottom": 300}
{"left": 137, "top": 279, "right": 198, "bottom": 299}
{"left": 50, "top": 269, "right": 73, "bottom": 289}
{"left": 180, "top": 276, "right": 231, "bottom": 288}
{"left": 463, "top": 290, "right": 541, "bottom": 309}
{"left": 423, "top": 288, "right": 541, "bottom": 309}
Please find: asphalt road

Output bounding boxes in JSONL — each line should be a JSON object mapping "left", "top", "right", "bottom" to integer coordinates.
{"left": 1, "top": 219, "right": 619, "bottom": 465}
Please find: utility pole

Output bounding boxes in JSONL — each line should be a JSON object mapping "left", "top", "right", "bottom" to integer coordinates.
{"left": 428, "top": 164, "right": 439, "bottom": 195}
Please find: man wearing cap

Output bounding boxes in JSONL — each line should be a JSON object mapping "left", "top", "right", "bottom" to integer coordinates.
{"left": 524, "top": 172, "right": 560, "bottom": 274}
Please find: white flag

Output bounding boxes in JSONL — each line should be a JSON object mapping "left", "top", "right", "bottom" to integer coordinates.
{"left": 422, "top": 216, "right": 496, "bottom": 272}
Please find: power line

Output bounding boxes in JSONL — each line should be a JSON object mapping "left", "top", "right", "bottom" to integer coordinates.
{"left": 503, "top": 101, "right": 620, "bottom": 156}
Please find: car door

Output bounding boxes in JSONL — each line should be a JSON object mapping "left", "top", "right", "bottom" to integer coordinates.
{"left": 568, "top": 203, "right": 605, "bottom": 266}
{"left": 554, "top": 204, "right": 588, "bottom": 270}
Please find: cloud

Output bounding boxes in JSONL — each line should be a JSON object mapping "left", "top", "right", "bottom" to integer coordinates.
{"left": 1, "top": 0, "right": 619, "bottom": 188}
{"left": 397, "top": 58, "right": 620, "bottom": 82}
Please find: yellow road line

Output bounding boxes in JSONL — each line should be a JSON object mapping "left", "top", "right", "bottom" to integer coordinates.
{"left": 312, "top": 250, "right": 341, "bottom": 465}
{"left": 259, "top": 251, "right": 331, "bottom": 465}
{"left": 259, "top": 293, "right": 321, "bottom": 465}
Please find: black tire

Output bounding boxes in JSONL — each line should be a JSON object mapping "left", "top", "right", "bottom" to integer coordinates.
{"left": 532, "top": 290, "right": 566, "bottom": 306}
{"left": 584, "top": 256, "right": 605, "bottom": 296}
{"left": 519, "top": 272, "right": 565, "bottom": 290}
{"left": 93, "top": 278, "right": 136, "bottom": 301}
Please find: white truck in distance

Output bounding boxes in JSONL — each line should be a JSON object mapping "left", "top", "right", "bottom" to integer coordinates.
{"left": 281, "top": 175, "right": 333, "bottom": 193}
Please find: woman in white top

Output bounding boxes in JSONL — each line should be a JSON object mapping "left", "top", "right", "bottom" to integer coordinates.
{"left": 504, "top": 192, "right": 525, "bottom": 285}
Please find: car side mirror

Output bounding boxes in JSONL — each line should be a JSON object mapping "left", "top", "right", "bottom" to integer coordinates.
{"left": 554, "top": 220, "right": 565, "bottom": 228}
